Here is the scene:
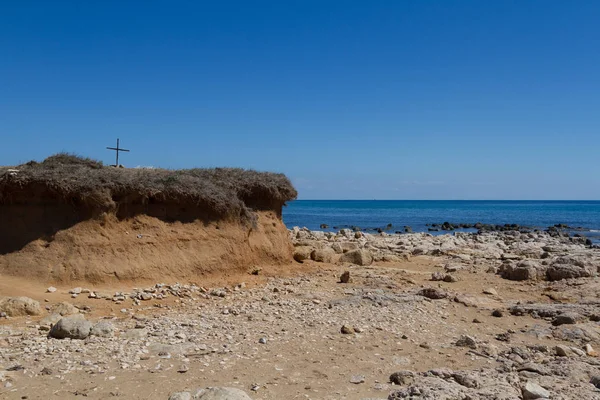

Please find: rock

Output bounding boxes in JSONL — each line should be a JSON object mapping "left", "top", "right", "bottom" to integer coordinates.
{"left": 389, "top": 370, "right": 414, "bottom": 385}
{"left": 258, "top": 337, "right": 267, "bottom": 344}
{"left": 418, "top": 288, "right": 447, "bottom": 300}
{"left": 69, "top": 287, "right": 82, "bottom": 295}
{"left": 310, "top": 248, "right": 335, "bottom": 263}
{"left": 339, "top": 271, "right": 351, "bottom": 283}
{"left": 349, "top": 375, "right": 365, "bottom": 384}
{"left": 431, "top": 272, "right": 445, "bottom": 281}
{"left": 552, "top": 312, "right": 584, "bottom": 326}
{"left": 546, "top": 263, "right": 595, "bottom": 281}
{"left": 39, "top": 313, "right": 63, "bottom": 328}
{"left": 585, "top": 343, "right": 597, "bottom": 357}
{"left": 320, "top": 224, "right": 329, "bottom": 229}
{"left": 340, "top": 249, "right": 373, "bottom": 266}
{"left": 483, "top": 288, "right": 498, "bottom": 296}
{"left": 90, "top": 320, "right": 115, "bottom": 337}
{"left": 555, "top": 345, "right": 572, "bottom": 357}
{"left": 591, "top": 375, "right": 600, "bottom": 389}
{"left": 499, "top": 261, "right": 545, "bottom": 281}
{"left": 46, "top": 287, "right": 57, "bottom": 293}
{"left": 169, "top": 393, "right": 192, "bottom": 400}
{"left": 191, "top": 387, "right": 253, "bottom": 400}
{"left": 293, "top": 246, "right": 313, "bottom": 262}
{"left": 455, "top": 335, "right": 477, "bottom": 349}
{"left": 0, "top": 296, "right": 42, "bottom": 317}
{"left": 522, "top": 381, "right": 550, "bottom": 399}
{"left": 51, "top": 302, "right": 79, "bottom": 316}
{"left": 177, "top": 364, "right": 189, "bottom": 373}
{"left": 48, "top": 315, "right": 92, "bottom": 340}
{"left": 341, "top": 325, "right": 355, "bottom": 334}
{"left": 453, "top": 372, "right": 479, "bottom": 388}
{"left": 492, "top": 309, "right": 504, "bottom": 318}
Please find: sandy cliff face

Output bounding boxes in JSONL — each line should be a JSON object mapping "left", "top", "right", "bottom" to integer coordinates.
{"left": 0, "top": 209, "right": 292, "bottom": 283}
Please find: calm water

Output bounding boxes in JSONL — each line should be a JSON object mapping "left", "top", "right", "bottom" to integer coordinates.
{"left": 283, "top": 200, "right": 600, "bottom": 243}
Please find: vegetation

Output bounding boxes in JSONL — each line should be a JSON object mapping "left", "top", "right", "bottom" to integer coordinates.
{"left": 0, "top": 153, "right": 297, "bottom": 221}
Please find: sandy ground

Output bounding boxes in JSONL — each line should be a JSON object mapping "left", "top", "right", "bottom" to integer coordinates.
{"left": 4, "top": 252, "right": 594, "bottom": 400}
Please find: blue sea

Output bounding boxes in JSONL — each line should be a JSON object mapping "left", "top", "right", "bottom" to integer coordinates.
{"left": 283, "top": 200, "right": 600, "bottom": 244}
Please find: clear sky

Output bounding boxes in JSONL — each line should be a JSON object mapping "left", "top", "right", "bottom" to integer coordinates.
{"left": 2, "top": 1, "right": 599, "bottom": 200}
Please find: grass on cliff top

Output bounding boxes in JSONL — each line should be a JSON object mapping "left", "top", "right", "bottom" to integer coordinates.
{"left": 0, "top": 153, "right": 297, "bottom": 219}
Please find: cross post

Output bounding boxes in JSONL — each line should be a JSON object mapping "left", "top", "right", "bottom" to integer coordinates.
{"left": 106, "top": 138, "right": 130, "bottom": 167}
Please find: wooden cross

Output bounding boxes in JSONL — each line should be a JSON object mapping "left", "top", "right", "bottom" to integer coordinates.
{"left": 106, "top": 138, "right": 130, "bottom": 167}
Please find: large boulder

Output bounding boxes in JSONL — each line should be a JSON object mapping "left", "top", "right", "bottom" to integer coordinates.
{"left": 90, "top": 320, "right": 115, "bottom": 337}
{"left": 49, "top": 315, "right": 92, "bottom": 340}
{"left": 340, "top": 249, "right": 373, "bottom": 266}
{"left": 51, "top": 301, "right": 80, "bottom": 316}
{"left": 331, "top": 242, "right": 359, "bottom": 254}
{"left": 0, "top": 296, "right": 41, "bottom": 317}
{"left": 546, "top": 263, "right": 595, "bottom": 281}
{"left": 310, "top": 248, "right": 336, "bottom": 263}
{"left": 169, "top": 387, "right": 253, "bottom": 400}
{"left": 499, "top": 261, "right": 545, "bottom": 281}
{"left": 293, "top": 246, "right": 313, "bottom": 262}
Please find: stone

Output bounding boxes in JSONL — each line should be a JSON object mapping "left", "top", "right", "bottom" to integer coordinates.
{"left": 455, "top": 335, "right": 477, "bottom": 349}
{"left": 585, "top": 343, "right": 597, "bottom": 357}
{"left": 169, "top": 393, "right": 192, "bottom": 400}
{"left": 418, "top": 288, "right": 447, "bottom": 300}
{"left": 293, "top": 246, "right": 313, "bottom": 262}
{"left": 0, "top": 296, "right": 42, "bottom": 317}
{"left": 522, "top": 381, "right": 550, "bottom": 399}
{"left": 340, "top": 249, "right": 373, "bottom": 266}
{"left": 310, "top": 248, "right": 336, "bottom": 263}
{"left": 555, "top": 345, "right": 571, "bottom": 357}
{"left": 48, "top": 315, "right": 92, "bottom": 340}
{"left": 552, "top": 312, "right": 584, "bottom": 326}
{"left": 492, "top": 309, "right": 504, "bottom": 317}
{"left": 341, "top": 325, "right": 355, "bottom": 334}
{"left": 483, "top": 288, "right": 498, "bottom": 296}
{"left": 191, "top": 387, "right": 253, "bottom": 400}
{"left": 51, "top": 302, "right": 79, "bottom": 316}
{"left": 547, "top": 264, "right": 595, "bottom": 281}
{"left": 46, "top": 287, "right": 57, "bottom": 293}
{"left": 340, "top": 271, "right": 351, "bottom": 283}
{"left": 258, "top": 337, "right": 267, "bottom": 344}
{"left": 69, "top": 287, "right": 82, "bottom": 295}
{"left": 349, "top": 375, "right": 365, "bottom": 384}
{"left": 39, "top": 313, "right": 63, "bottom": 328}
{"left": 590, "top": 375, "right": 600, "bottom": 389}
{"left": 499, "top": 261, "right": 544, "bottom": 281}
{"left": 90, "top": 320, "right": 115, "bottom": 337}
{"left": 389, "top": 370, "right": 414, "bottom": 385}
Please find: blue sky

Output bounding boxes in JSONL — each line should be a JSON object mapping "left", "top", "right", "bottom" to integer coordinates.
{"left": 2, "top": 1, "right": 599, "bottom": 199}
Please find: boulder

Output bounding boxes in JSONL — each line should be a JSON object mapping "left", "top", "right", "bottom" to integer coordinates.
{"left": 90, "top": 320, "right": 115, "bottom": 337}
{"left": 546, "top": 264, "right": 595, "bottom": 281}
{"left": 310, "top": 248, "right": 336, "bottom": 263}
{"left": 293, "top": 246, "right": 313, "bottom": 262}
{"left": 340, "top": 249, "right": 373, "bottom": 266}
{"left": 499, "top": 261, "right": 545, "bottom": 281}
{"left": 418, "top": 288, "right": 448, "bottom": 300}
{"left": 522, "top": 381, "right": 550, "bottom": 399}
{"left": 48, "top": 315, "right": 92, "bottom": 340}
{"left": 0, "top": 296, "right": 41, "bottom": 317}
{"left": 552, "top": 312, "right": 584, "bottom": 326}
{"left": 51, "top": 301, "right": 80, "bottom": 316}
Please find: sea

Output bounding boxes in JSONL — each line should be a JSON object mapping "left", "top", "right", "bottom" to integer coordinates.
{"left": 283, "top": 200, "right": 600, "bottom": 244}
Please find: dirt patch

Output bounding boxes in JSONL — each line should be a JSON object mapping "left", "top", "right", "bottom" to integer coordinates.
{"left": 0, "top": 211, "right": 292, "bottom": 284}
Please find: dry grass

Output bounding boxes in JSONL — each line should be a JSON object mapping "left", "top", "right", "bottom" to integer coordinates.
{"left": 0, "top": 153, "right": 297, "bottom": 221}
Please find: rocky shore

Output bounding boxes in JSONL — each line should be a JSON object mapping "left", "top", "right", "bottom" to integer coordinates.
{"left": 1, "top": 228, "right": 600, "bottom": 399}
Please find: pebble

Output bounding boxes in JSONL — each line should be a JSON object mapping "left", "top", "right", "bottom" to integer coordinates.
{"left": 350, "top": 375, "right": 365, "bottom": 384}
{"left": 46, "top": 287, "right": 57, "bottom": 293}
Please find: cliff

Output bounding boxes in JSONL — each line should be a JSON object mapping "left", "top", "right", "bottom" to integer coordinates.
{"left": 0, "top": 154, "right": 297, "bottom": 283}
